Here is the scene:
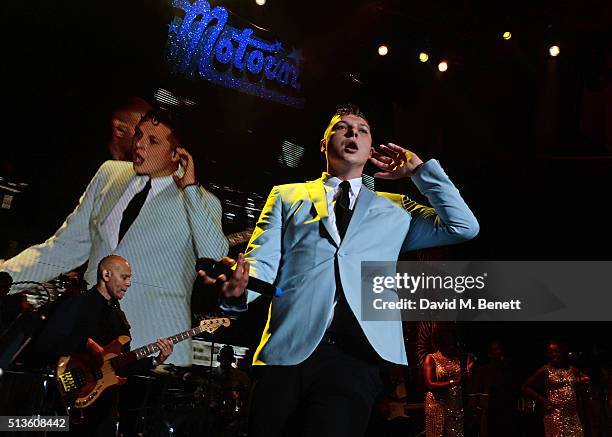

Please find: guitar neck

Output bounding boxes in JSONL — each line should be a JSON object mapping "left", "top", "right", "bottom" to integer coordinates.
{"left": 134, "top": 324, "right": 206, "bottom": 358}
{"left": 111, "top": 325, "right": 205, "bottom": 369}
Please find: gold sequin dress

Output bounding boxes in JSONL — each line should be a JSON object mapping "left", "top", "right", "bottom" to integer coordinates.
{"left": 425, "top": 352, "right": 464, "bottom": 437}
{"left": 543, "top": 365, "right": 584, "bottom": 437}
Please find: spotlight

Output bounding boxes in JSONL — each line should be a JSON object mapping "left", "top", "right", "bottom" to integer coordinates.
{"left": 378, "top": 45, "right": 389, "bottom": 56}
{"left": 419, "top": 52, "right": 429, "bottom": 63}
{"left": 255, "top": 0, "right": 266, "bottom": 5}
{"left": 502, "top": 31, "right": 512, "bottom": 40}
{"left": 438, "top": 61, "right": 448, "bottom": 72}
{"left": 549, "top": 45, "right": 560, "bottom": 57}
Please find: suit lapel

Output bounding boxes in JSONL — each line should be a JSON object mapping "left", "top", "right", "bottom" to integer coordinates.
{"left": 305, "top": 178, "right": 338, "bottom": 247}
{"left": 138, "top": 181, "right": 179, "bottom": 217}
{"left": 97, "top": 167, "right": 135, "bottom": 241}
{"left": 340, "top": 186, "right": 375, "bottom": 246}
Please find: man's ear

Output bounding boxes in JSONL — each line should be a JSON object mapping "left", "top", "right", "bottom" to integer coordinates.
{"left": 171, "top": 148, "right": 180, "bottom": 162}
{"left": 102, "top": 269, "right": 111, "bottom": 282}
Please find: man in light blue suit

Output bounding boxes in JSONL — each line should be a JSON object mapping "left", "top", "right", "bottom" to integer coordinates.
{"left": 202, "top": 104, "right": 479, "bottom": 436}
{"left": 1, "top": 109, "right": 228, "bottom": 366}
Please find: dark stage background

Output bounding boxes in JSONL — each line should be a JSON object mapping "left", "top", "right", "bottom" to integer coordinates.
{"left": 1, "top": 0, "right": 611, "bottom": 408}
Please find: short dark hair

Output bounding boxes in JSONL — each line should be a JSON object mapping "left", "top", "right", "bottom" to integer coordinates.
{"left": 331, "top": 103, "right": 369, "bottom": 125}
{"left": 321, "top": 103, "right": 371, "bottom": 149}
{"left": 140, "top": 108, "right": 185, "bottom": 147}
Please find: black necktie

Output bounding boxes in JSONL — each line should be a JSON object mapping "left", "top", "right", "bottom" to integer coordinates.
{"left": 118, "top": 178, "right": 151, "bottom": 243}
{"left": 327, "top": 181, "right": 377, "bottom": 360}
{"left": 335, "top": 180, "right": 352, "bottom": 240}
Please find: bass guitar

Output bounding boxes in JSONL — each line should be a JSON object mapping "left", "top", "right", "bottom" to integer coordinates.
{"left": 56, "top": 317, "right": 230, "bottom": 414}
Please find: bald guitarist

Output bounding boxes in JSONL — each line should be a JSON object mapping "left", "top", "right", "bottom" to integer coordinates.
{"left": 35, "top": 255, "right": 173, "bottom": 437}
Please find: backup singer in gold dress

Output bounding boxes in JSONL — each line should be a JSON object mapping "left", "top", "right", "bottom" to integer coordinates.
{"left": 423, "top": 326, "right": 471, "bottom": 437}
{"left": 522, "top": 340, "right": 589, "bottom": 437}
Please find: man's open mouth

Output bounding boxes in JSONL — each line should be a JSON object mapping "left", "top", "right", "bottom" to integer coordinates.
{"left": 344, "top": 141, "right": 358, "bottom": 152}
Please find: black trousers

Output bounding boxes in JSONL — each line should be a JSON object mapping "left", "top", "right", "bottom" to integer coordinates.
{"left": 248, "top": 339, "right": 383, "bottom": 437}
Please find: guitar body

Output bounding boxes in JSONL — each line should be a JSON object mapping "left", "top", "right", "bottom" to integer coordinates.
{"left": 55, "top": 317, "right": 229, "bottom": 422}
{"left": 57, "top": 335, "right": 130, "bottom": 411}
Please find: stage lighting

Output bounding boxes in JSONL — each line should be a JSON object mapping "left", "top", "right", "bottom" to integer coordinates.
{"left": 154, "top": 88, "right": 196, "bottom": 108}
{"left": 278, "top": 140, "right": 305, "bottom": 168}
{"left": 419, "top": 52, "right": 429, "bottom": 63}
{"left": 256, "top": 0, "right": 266, "bottom": 5}
{"left": 362, "top": 174, "right": 375, "bottom": 190}
{"left": 549, "top": 45, "right": 560, "bottom": 57}
{"left": 378, "top": 45, "right": 389, "bottom": 56}
{"left": 438, "top": 61, "right": 448, "bottom": 72}
{"left": 503, "top": 31, "right": 512, "bottom": 40}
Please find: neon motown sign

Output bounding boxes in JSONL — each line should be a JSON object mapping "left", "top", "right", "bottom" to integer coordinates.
{"left": 166, "top": 0, "right": 305, "bottom": 108}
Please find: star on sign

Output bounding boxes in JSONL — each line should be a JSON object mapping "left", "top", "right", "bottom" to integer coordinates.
{"left": 168, "top": 18, "right": 181, "bottom": 34}
{"left": 273, "top": 40, "right": 284, "bottom": 53}
{"left": 287, "top": 47, "right": 304, "bottom": 66}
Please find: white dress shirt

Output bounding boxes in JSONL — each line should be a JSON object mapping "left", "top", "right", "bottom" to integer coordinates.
{"left": 321, "top": 173, "right": 363, "bottom": 327}
{"left": 103, "top": 173, "right": 176, "bottom": 251}
{"left": 322, "top": 172, "right": 362, "bottom": 245}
